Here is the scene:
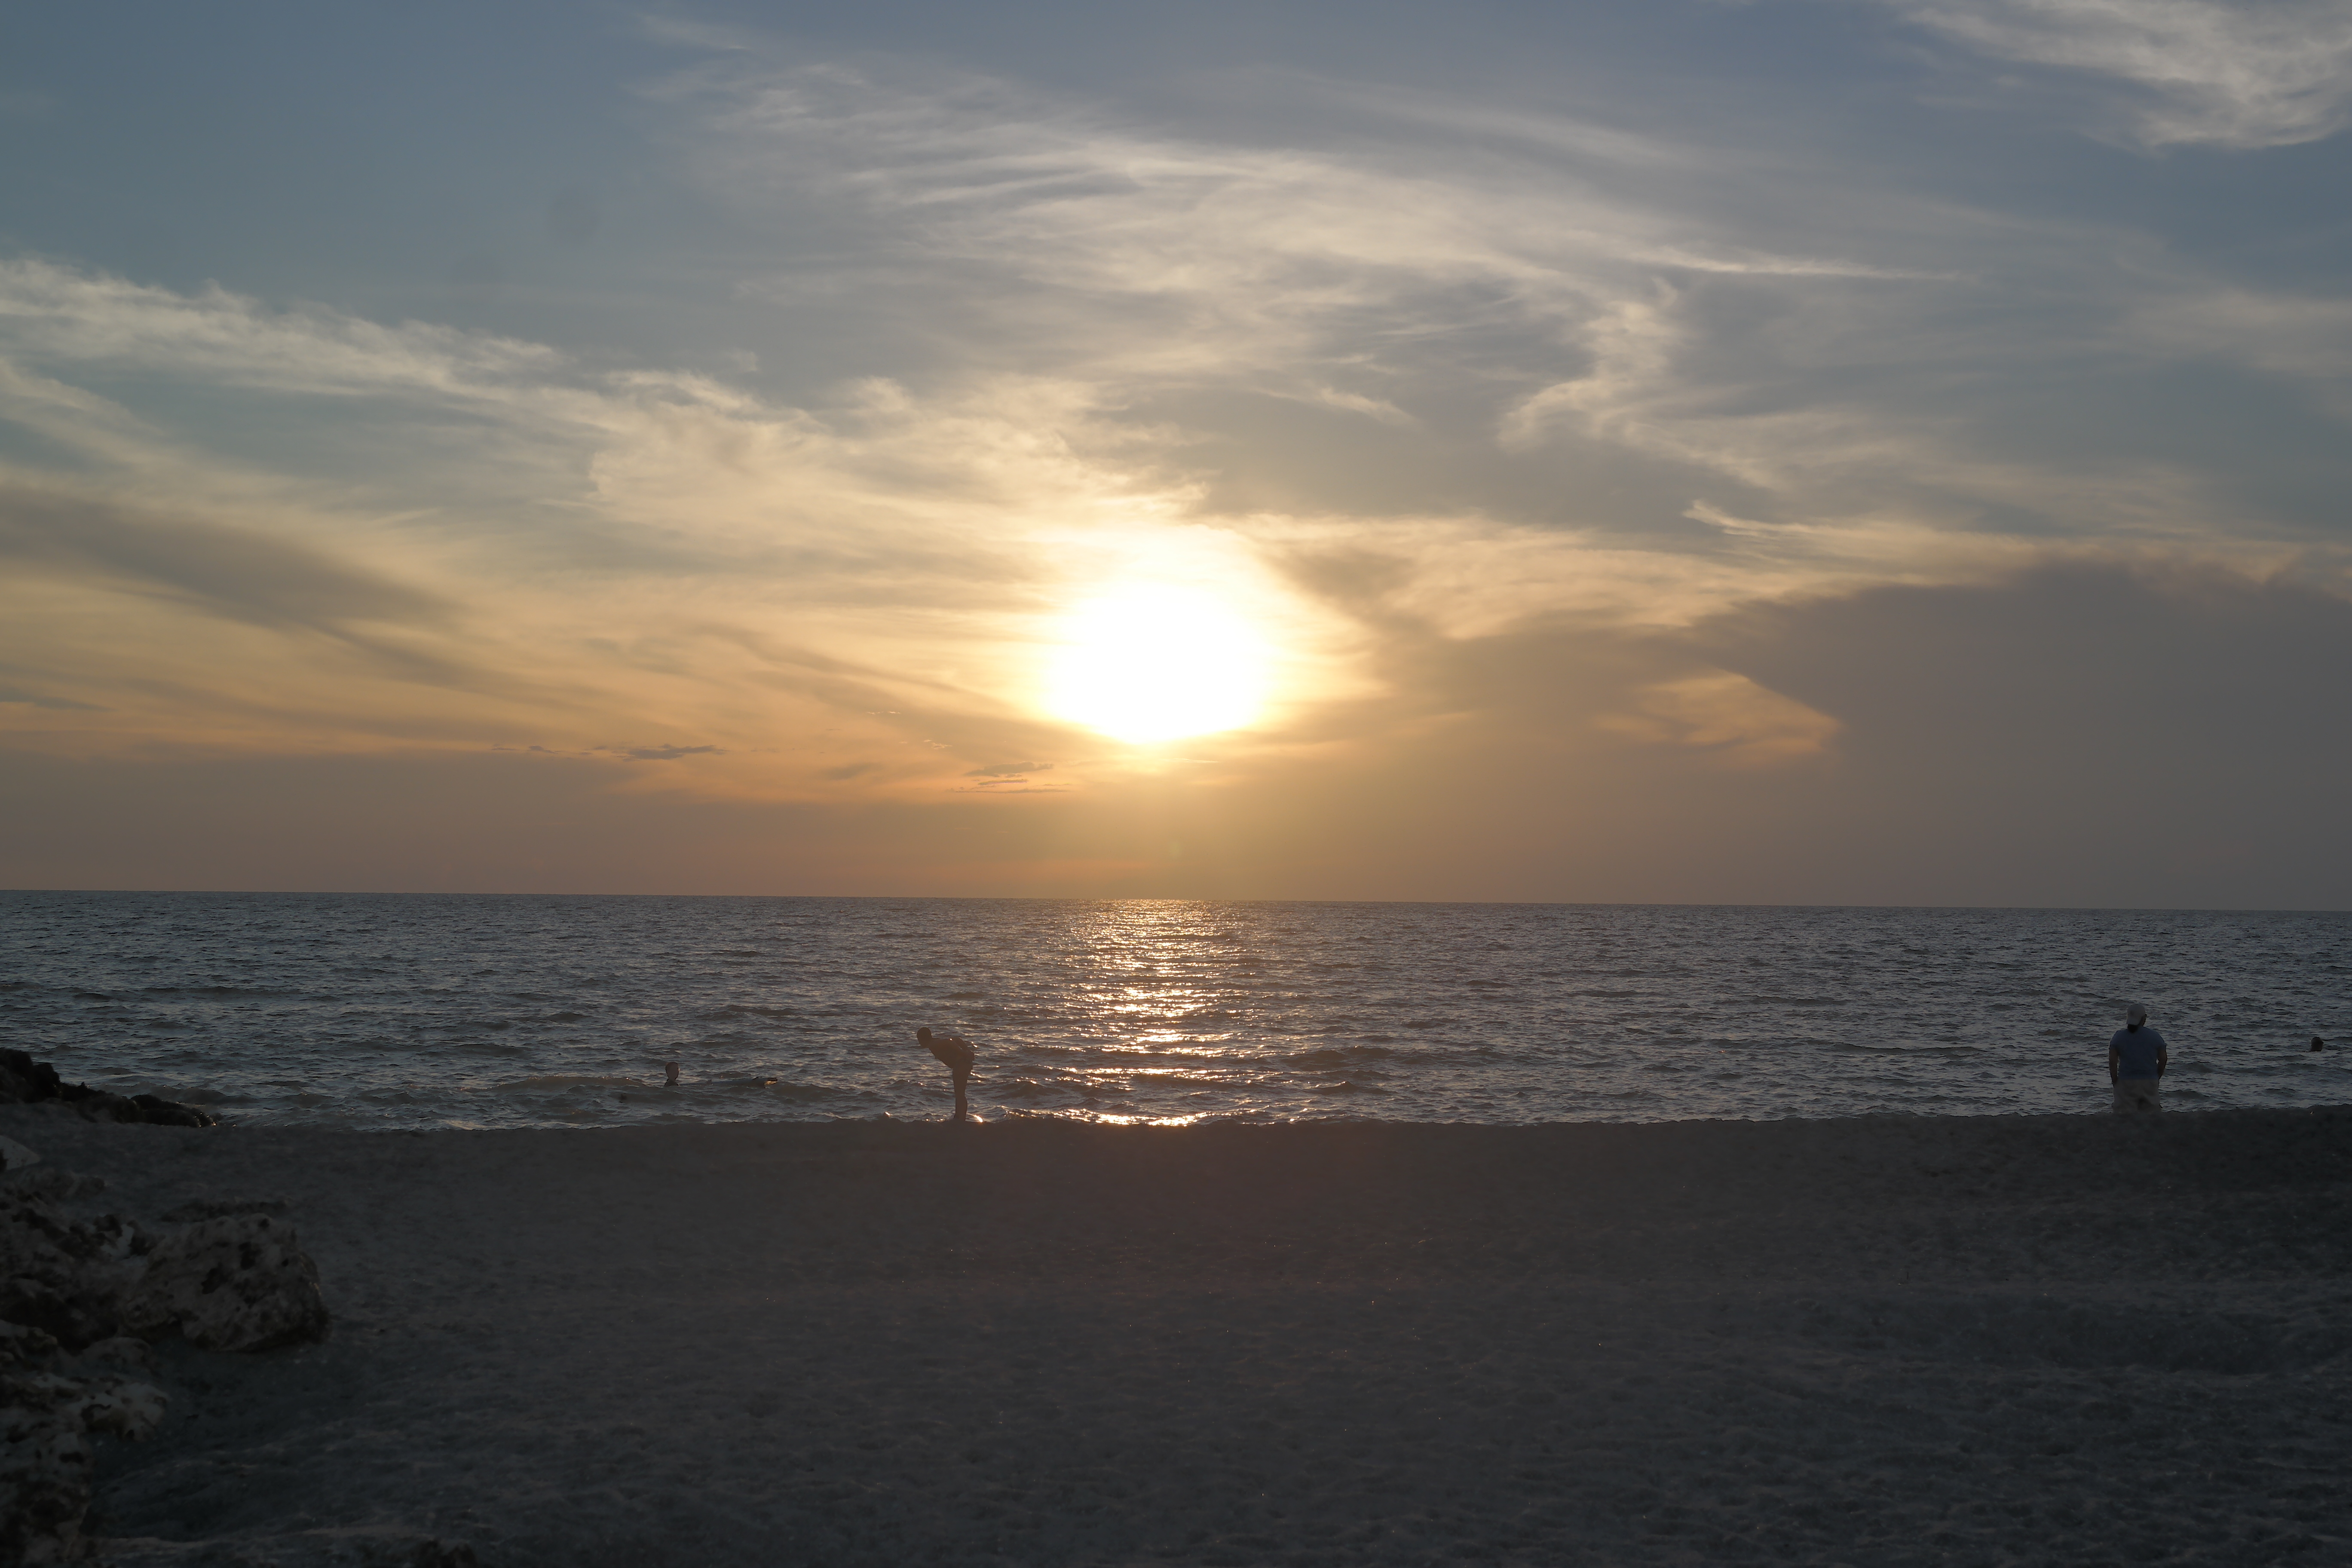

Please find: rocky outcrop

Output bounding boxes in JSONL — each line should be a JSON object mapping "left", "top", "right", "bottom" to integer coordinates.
{"left": 2, "top": 1147, "right": 332, "bottom": 1564}
{"left": 0, "top": 1183, "right": 328, "bottom": 1356}
{"left": 0, "top": 1052, "right": 214, "bottom": 1130}
{"left": 2, "top": 1314, "right": 169, "bottom": 1566}
{"left": 119, "top": 1213, "right": 330, "bottom": 1353}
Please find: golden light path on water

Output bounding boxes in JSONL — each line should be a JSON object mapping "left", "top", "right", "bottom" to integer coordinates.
{"left": 16, "top": 894, "right": 2347, "bottom": 1130}
{"left": 1068, "top": 901, "right": 1240, "bottom": 1125}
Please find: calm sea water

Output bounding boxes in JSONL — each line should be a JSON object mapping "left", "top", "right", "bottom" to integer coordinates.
{"left": 1, "top": 893, "right": 2346, "bottom": 1130}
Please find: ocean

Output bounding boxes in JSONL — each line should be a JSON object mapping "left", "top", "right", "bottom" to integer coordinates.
{"left": 2, "top": 892, "right": 2346, "bottom": 1130}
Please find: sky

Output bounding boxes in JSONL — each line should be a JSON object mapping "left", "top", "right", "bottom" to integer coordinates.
{"left": 3, "top": 0, "right": 2351, "bottom": 905}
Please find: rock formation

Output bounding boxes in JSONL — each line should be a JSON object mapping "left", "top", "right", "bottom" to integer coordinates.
{"left": 1, "top": 1317, "right": 168, "bottom": 1567}
{"left": 0, "top": 1051, "right": 215, "bottom": 1130}
{"left": 1, "top": 1141, "right": 331, "bottom": 1564}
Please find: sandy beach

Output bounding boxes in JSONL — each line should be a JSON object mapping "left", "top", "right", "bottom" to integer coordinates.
{"left": 6, "top": 1106, "right": 2348, "bottom": 1566}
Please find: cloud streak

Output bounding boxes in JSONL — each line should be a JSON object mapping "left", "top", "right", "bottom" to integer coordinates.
{"left": 4, "top": 15, "right": 2351, "bottom": 900}
{"left": 1883, "top": 0, "right": 2352, "bottom": 149}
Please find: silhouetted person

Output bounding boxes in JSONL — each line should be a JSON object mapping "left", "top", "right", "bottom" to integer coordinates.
{"left": 664, "top": 1060, "right": 681, "bottom": 1087}
{"left": 2315, "top": 1037, "right": 2329, "bottom": 1053}
{"left": 2108, "top": 1003, "right": 2168, "bottom": 1113}
{"left": 916, "top": 1027, "right": 977, "bottom": 1122}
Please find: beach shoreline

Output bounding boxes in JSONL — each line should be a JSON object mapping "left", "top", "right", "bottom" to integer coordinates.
{"left": 6, "top": 1106, "right": 2348, "bottom": 1565}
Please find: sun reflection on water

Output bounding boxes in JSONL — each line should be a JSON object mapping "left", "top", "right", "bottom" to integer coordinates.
{"left": 25, "top": 895, "right": 2325, "bottom": 1131}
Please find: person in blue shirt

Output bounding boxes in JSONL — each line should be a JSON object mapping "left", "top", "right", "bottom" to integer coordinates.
{"left": 2108, "top": 1003, "right": 2168, "bottom": 1113}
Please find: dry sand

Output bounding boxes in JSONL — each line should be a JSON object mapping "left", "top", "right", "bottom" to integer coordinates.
{"left": 5, "top": 1106, "right": 2348, "bottom": 1567}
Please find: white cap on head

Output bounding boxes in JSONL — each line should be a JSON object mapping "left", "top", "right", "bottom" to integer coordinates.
{"left": 2125, "top": 1003, "right": 2147, "bottom": 1025}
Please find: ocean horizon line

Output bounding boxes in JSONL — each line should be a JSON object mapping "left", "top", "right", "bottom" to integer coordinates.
{"left": 6, "top": 887, "right": 2350, "bottom": 915}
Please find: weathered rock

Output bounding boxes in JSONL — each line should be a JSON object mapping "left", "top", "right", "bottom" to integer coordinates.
{"left": 71, "top": 1337, "right": 156, "bottom": 1375}
{"left": 0, "top": 1050, "right": 64, "bottom": 1104}
{"left": 2, "top": 1156, "right": 331, "bottom": 1563}
{"left": 0, "top": 1278, "right": 120, "bottom": 1356}
{"left": 2, "top": 1188, "right": 327, "bottom": 1353}
{"left": 0, "top": 1136, "right": 40, "bottom": 1172}
{"left": 122, "top": 1214, "right": 329, "bottom": 1353}
{"left": 1, "top": 1170, "right": 108, "bottom": 1205}
{"left": 0, "top": 1192, "right": 149, "bottom": 1352}
{"left": 1, "top": 1354, "right": 168, "bottom": 1565}
{"left": 0, "top": 1317, "right": 61, "bottom": 1369}
{"left": 0, "top": 1050, "right": 215, "bottom": 1130}
{"left": 0, "top": 1398, "right": 93, "bottom": 1567}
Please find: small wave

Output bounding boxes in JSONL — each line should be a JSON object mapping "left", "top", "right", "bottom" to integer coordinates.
{"left": 717, "top": 1077, "right": 837, "bottom": 1101}
{"left": 1313, "top": 1079, "right": 1386, "bottom": 1094}
{"left": 451, "top": 1041, "right": 530, "bottom": 1056}
{"left": 165, "top": 1087, "right": 250, "bottom": 1104}
{"left": 492, "top": 1074, "right": 647, "bottom": 1092}
{"left": 1286, "top": 1046, "right": 1394, "bottom": 1070}
{"left": 983, "top": 1078, "right": 1058, "bottom": 1099}
{"left": 700, "top": 1004, "right": 796, "bottom": 1019}
{"left": 139, "top": 985, "right": 291, "bottom": 998}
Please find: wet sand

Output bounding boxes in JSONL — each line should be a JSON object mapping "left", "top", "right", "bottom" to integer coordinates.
{"left": 6, "top": 1106, "right": 2349, "bottom": 1566}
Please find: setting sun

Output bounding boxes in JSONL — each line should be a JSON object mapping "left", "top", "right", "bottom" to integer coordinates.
{"left": 1044, "top": 585, "right": 1275, "bottom": 744}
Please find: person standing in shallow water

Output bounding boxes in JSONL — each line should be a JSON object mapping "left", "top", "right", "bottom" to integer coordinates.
{"left": 2108, "top": 1003, "right": 2168, "bottom": 1113}
{"left": 916, "top": 1026, "right": 977, "bottom": 1122}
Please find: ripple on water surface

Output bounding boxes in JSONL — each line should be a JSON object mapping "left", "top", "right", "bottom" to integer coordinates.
{"left": 2, "top": 892, "right": 2348, "bottom": 1129}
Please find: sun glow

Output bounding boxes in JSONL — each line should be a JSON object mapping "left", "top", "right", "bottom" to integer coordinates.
{"left": 1044, "top": 584, "right": 1276, "bottom": 743}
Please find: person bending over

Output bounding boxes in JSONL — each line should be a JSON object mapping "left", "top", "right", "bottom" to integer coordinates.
{"left": 2108, "top": 1004, "right": 2168, "bottom": 1113}
{"left": 916, "top": 1026, "right": 978, "bottom": 1122}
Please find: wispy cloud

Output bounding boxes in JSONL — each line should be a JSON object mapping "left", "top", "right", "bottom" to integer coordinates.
{"left": 0, "top": 484, "right": 449, "bottom": 637}
{"left": 1883, "top": 0, "right": 2352, "bottom": 149}
{"left": 6, "top": 12, "right": 2352, "bottom": 898}
{"left": 5, "top": 46, "right": 2350, "bottom": 837}
{"left": 671, "top": 55, "right": 2351, "bottom": 570}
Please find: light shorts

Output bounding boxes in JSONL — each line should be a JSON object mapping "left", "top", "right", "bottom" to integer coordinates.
{"left": 2113, "top": 1077, "right": 2162, "bottom": 1113}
